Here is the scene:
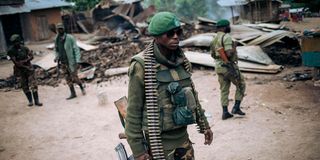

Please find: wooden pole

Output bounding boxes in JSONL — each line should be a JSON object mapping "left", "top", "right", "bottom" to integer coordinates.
{"left": 269, "top": 0, "right": 273, "bottom": 21}
{"left": 231, "top": 6, "right": 235, "bottom": 24}
{"left": 255, "top": 1, "right": 257, "bottom": 23}
{"left": 250, "top": 2, "right": 253, "bottom": 23}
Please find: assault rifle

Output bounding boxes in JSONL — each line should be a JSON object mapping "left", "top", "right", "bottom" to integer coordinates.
{"left": 221, "top": 62, "right": 240, "bottom": 84}
{"left": 217, "top": 35, "right": 240, "bottom": 84}
{"left": 114, "top": 96, "right": 134, "bottom": 160}
{"left": 115, "top": 143, "right": 134, "bottom": 160}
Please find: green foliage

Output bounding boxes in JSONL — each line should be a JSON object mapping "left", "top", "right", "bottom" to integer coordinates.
{"left": 144, "top": 0, "right": 208, "bottom": 20}
{"left": 66, "top": 0, "right": 100, "bottom": 11}
{"left": 308, "top": 0, "right": 320, "bottom": 12}
{"left": 283, "top": 0, "right": 320, "bottom": 12}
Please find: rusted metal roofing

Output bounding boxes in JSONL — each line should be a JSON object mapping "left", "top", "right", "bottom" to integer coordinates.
{"left": 0, "top": 0, "right": 72, "bottom": 16}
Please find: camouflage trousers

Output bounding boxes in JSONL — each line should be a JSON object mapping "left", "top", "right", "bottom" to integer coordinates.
{"left": 18, "top": 69, "right": 38, "bottom": 93}
{"left": 218, "top": 70, "right": 246, "bottom": 106}
{"left": 166, "top": 139, "right": 194, "bottom": 160}
{"left": 61, "top": 64, "right": 82, "bottom": 86}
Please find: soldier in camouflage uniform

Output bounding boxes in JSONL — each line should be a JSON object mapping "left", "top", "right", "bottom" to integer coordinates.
{"left": 210, "top": 19, "right": 246, "bottom": 120}
{"left": 125, "top": 12, "right": 213, "bottom": 160}
{"left": 54, "top": 23, "right": 86, "bottom": 100}
{"left": 7, "top": 34, "right": 43, "bottom": 107}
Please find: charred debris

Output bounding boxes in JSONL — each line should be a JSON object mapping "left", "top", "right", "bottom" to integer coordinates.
{"left": 0, "top": 0, "right": 309, "bottom": 90}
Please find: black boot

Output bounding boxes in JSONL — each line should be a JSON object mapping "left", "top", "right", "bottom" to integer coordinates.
{"left": 24, "top": 91, "right": 33, "bottom": 107}
{"left": 79, "top": 83, "right": 86, "bottom": 95}
{"left": 222, "top": 106, "right": 233, "bottom": 120}
{"left": 66, "top": 85, "right": 77, "bottom": 100}
{"left": 231, "top": 100, "right": 246, "bottom": 115}
{"left": 32, "top": 91, "right": 43, "bottom": 106}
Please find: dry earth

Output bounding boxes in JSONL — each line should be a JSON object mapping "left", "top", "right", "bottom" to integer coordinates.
{"left": 0, "top": 17, "right": 320, "bottom": 160}
{"left": 0, "top": 65, "right": 319, "bottom": 160}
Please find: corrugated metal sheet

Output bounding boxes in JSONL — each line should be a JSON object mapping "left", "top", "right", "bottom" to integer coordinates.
{"left": 0, "top": 0, "right": 72, "bottom": 16}
{"left": 0, "top": 4, "right": 28, "bottom": 15}
{"left": 218, "top": 0, "right": 282, "bottom": 7}
{"left": 113, "top": 0, "right": 141, "bottom": 4}
{"left": 217, "top": 0, "right": 248, "bottom": 7}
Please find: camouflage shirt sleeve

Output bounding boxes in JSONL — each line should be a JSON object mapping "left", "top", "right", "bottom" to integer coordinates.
{"left": 125, "top": 61, "right": 147, "bottom": 157}
{"left": 223, "top": 33, "right": 233, "bottom": 51}
{"left": 193, "top": 85, "right": 210, "bottom": 131}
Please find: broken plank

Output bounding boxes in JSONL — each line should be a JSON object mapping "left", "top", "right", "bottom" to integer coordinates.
{"left": 76, "top": 41, "right": 98, "bottom": 51}
{"left": 46, "top": 40, "right": 98, "bottom": 51}
{"left": 77, "top": 20, "right": 90, "bottom": 34}
{"left": 104, "top": 67, "right": 129, "bottom": 77}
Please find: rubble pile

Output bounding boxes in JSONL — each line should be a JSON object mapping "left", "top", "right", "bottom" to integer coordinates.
{"left": 33, "top": 40, "right": 149, "bottom": 88}
{"left": 80, "top": 40, "right": 148, "bottom": 78}
{"left": 0, "top": 76, "right": 17, "bottom": 89}
{"left": 0, "top": 0, "right": 308, "bottom": 89}
{"left": 263, "top": 43, "right": 302, "bottom": 66}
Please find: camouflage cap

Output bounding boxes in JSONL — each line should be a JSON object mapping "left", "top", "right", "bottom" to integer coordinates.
{"left": 148, "top": 12, "right": 181, "bottom": 36}
{"left": 56, "top": 23, "right": 64, "bottom": 29}
{"left": 216, "top": 19, "right": 230, "bottom": 27}
{"left": 10, "top": 34, "right": 21, "bottom": 42}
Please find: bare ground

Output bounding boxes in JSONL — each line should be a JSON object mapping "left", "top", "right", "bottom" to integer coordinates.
{"left": 1, "top": 17, "right": 320, "bottom": 160}
{"left": 0, "top": 66, "right": 319, "bottom": 160}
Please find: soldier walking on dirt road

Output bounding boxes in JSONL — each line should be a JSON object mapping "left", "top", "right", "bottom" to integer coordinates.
{"left": 54, "top": 23, "right": 86, "bottom": 100}
{"left": 210, "top": 19, "right": 246, "bottom": 120}
{"left": 7, "top": 34, "right": 43, "bottom": 107}
{"left": 125, "top": 12, "right": 213, "bottom": 160}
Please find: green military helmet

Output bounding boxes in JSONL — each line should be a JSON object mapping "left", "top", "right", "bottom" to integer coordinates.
{"left": 216, "top": 19, "right": 230, "bottom": 27}
{"left": 148, "top": 12, "right": 181, "bottom": 36}
{"left": 56, "top": 23, "right": 64, "bottom": 29}
{"left": 10, "top": 34, "right": 21, "bottom": 42}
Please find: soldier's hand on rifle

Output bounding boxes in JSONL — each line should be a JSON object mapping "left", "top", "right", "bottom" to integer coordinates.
{"left": 204, "top": 128, "right": 213, "bottom": 145}
{"left": 135, "top": 152, "right": 150, "bottom": 160}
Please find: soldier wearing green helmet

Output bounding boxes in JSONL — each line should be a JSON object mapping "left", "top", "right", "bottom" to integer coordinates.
{"left": 210, "top": 19, "right": 246, "bottom": 120}
{"left": 125, "top": 12, "right": 213, "bottom": 160}
{"left": 7, "top": 34, "right": 43, "bottom": 107}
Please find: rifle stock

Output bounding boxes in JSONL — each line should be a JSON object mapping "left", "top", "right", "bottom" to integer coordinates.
{"left": 114, "top": 97, "right": 135, "bottom": 160}
{"left": 217, "top": 47, "right": 229, "bottom": 63}
{"left": 114, "top": 96, "right": 128, "bottom": 128}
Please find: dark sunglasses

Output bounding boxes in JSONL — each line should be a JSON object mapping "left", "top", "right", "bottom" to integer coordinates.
{"left": 165, "top": 28, "right": 183, "bottom": 38}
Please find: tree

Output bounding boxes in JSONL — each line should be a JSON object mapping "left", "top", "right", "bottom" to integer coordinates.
{"left": 143, "top": 0, "right": 208, "bottom": 21}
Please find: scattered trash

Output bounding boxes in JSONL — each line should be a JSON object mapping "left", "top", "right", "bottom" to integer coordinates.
{"left": 283, "top": 72, "right": 313, "bottom": 82}
{"left": 314, "top": 80, "right": 320, "bottom": 87}
{"left": 0, "top": 76, "right": 17, "bottom": 89}
{"left": 97, "top": 89, "right": 108, "bottom": 106}
{"left": 78, "top": 62, "right": 96, "bottom": 80}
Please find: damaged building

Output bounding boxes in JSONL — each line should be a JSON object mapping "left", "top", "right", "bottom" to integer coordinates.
{"left": 0, "top": 0, "right": 72, "bottom": 53}
{"left": 218, "top": 0, "right": 283, "bottom": 23}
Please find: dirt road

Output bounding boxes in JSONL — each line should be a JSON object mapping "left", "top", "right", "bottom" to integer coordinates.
{"left": 0, "top": 66, "right": 319, "bottom": 160}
